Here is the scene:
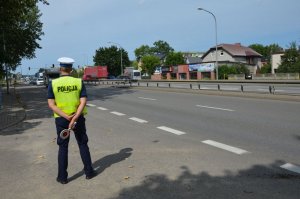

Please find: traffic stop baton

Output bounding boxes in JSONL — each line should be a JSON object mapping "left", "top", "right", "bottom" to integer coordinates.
{"left": 60, "top": 122, "right": 77, "bottom": 139}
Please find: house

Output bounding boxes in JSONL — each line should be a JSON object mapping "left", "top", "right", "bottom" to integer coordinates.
{"left": 271, "top": 52, "right": 284, "bottom": 74}
{"left": 182, "top": 52, "right": 204, "bottom": 64}
{"left": 185, "top": 57, "right": 202, "bottom": 64}
{"left": 201, "top": 43, "right": 262, "bottom": 74}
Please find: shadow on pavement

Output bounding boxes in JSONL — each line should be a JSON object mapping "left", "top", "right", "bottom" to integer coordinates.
{"left": 107, "top": 160, "right": 300, "bottom": 199}
{"left": 68, "top": 147, "right": 133, "bottom": 182}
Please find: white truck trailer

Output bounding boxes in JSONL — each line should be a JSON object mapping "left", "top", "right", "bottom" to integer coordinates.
{"left": 123, "top": 67, "right": 141, "bottom": 81}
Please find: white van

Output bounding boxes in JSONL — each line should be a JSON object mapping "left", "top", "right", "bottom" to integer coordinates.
{"left": 36, "top": 78, "right": 44, "bottom": 86}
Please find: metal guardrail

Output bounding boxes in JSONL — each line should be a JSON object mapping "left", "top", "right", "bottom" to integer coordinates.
{"left": 83, "top": 79, "right": 300, "bottom": 96}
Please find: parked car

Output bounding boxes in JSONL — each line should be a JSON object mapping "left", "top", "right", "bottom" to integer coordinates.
{"left": 36, "top": 78, "right": 44, "bottom": 86}
{"left": 245, "top": 74, "right": 252, "bottom": 80}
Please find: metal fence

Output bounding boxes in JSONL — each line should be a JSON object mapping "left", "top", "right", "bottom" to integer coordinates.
{"left": 83, "top": 79, "right": 300, "bottom": 96}
{"left": 229, "top": 73, "right": 300, "bottom": 80}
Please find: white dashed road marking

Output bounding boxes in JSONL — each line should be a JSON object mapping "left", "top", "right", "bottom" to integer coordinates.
{"left": 129, "top": 117, "right": 148, "bottom": 123}
{"left": 280, "top": 163, "right": 300, "bottom": 174}
{"left": 97, "top": 107, "right": 108, "bottom": 110}
{"left": 196, "top": 105, "right": 235, "bottom": 112}
{"left": 110, "top": 111, "right": 126, "bottom": 116}
{"left": 138, "top": 97, "right": 157, "bottom": 101}
{"left": 202, "top": 140, "right": 249, "bottom": 155}
{"left": 87, "top": 103, "right": 96, "bottom": 107}
{"left": 157, "top": 126, "right": 186, "bottom": 135}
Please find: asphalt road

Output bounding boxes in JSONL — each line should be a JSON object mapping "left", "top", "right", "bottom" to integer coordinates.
{"left": 0, "top": 85, "right": 299, "bottom": 199}
{"left": 87, "top": 85, "right": 300, "bottom": 161}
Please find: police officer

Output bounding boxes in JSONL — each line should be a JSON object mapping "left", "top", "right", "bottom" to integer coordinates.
{"left": 47, "top": 57, "right": 96, "bottom": 184}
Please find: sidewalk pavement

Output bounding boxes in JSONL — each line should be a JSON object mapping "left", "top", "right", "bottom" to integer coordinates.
{"left": 0, "top": 87, "right": 26, "bottom": 131}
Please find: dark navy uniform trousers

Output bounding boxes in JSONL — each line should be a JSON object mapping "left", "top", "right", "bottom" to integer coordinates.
{"left": 55, "top": 115, "right": 93, "bottom": 180}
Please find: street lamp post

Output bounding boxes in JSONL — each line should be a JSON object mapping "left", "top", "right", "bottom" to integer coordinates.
{"left": 198, "top": 8, "right": 218, "bottom": 80}
{"left": 108, "top": 41, "right": 123, "bottom": 75}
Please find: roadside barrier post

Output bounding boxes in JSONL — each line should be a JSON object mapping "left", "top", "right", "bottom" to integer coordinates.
{"left": 269, "top": 85, "right": 272, "bottom": 94}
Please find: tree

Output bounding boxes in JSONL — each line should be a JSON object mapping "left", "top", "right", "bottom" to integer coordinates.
{"left": 218, "top": 65, "right": 236, "bottom": 79}
{"left": 266, "top": 44, "right": 282, "bottom": 60}
{"left": 259, "top": 63, "right": 272, "bottom": 74}
{"left": 249, "top": 43, "right": 282, "bottom": 62}
{"left": 0, "top": 0, "right": 48, "bottom": 93}
{"left": 165, "top": 52, "right": 185, "bottom": 66}
{"left": 152, "top": 40, "right": 174, "bottom": 57}
{"left": 234, "top": 63, "right": 250, "bottom": 74}
{"left": 131, "top": 60, "right": 139, "bottom": 70}
{"left": 134, "top": 40, "right": 174, "bottom": 65}
{"left": 218, "top": 64, "right": 249, "bottom": 79}
{"left": 93, "top": 46, "right": 130, "bottom": 76}
{"left": 141, "top": 55, "right": 161, "bottom": 75}
{"left": 134, "top": 40, "right": 175, "bottom": 74}
{"left": 277, "top": 42, "right": 300, "bottom": 73}
{"left": 134, "top": 45, "right": 152, "bottom": 61}
{"left": 249, "top": 44, "right": 266, "bottom": 58}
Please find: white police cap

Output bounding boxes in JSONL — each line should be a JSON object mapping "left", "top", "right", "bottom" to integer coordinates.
{"left": 57, "top": 57, "right": 75, "bottom": 67}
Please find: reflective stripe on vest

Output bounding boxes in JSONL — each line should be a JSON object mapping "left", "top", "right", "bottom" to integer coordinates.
{"left": 52, "top": 76, "right": 87, "bottom": 118}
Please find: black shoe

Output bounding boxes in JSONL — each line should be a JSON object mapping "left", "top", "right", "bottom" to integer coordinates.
{"left": 56, "top": 178, "right": 68, "bottom": 184}
{"left": 86, "top": 172, "right": 97, "bottom": 180}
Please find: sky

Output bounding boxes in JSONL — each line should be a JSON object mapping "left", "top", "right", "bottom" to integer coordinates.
{"left": 19, "top": 0, "right": 300, "bottom": 75}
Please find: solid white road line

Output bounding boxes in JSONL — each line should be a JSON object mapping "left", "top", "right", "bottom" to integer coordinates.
{"left": 97, "top": 107, "right": 108, "bottom": 110}
{"left": 196, "top": 105, "right": 235, "bottom": 112}
{"left": 157, "top": 126, "right": 186, "bottom": 135}
{"left": 87, "top": 103, "right": 96, "bottom": 107}
{"left": 280, "top": 163, "right": 300, "bottom": 174}
{"left": 202, "top": 140, "right": 249, "bottom": 155}
{"left": 138, "top": 97, "right": 157, "bottom": 101}
{"left": 129, "top": 117, "right": 148, "bottom": 123}
{"left": 110, "top": 111, "right": 126, "bottom": 116}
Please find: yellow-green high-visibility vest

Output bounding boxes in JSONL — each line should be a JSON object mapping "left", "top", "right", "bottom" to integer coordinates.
{"left": 52, "top": 76, "right": 87, "bottom": 118}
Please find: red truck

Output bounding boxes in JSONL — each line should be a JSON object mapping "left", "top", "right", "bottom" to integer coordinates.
{"left": 82, "top": 66, "right": 108, "bottom": 80}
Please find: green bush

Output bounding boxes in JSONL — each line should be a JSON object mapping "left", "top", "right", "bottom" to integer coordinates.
{"left": 218, "top": 64, "right": 249, "bottom": 79}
